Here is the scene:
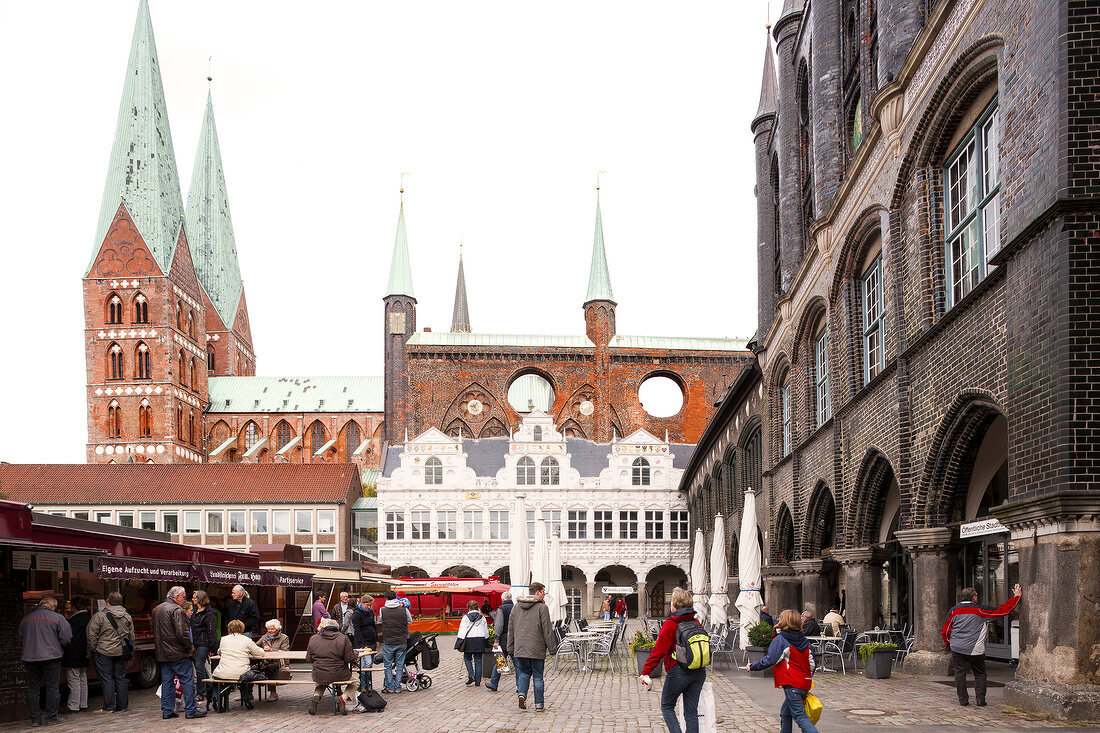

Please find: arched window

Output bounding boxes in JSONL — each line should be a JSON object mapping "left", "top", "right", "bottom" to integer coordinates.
{"left": 425, "top": 457, "right": 443, "bottom": 485}
{"left": 133, "top": 293, "right": 148, "bottom": 323}
{"left": 108, "top": 343, "right": 123, "bottom": 380}
{"left": 107, "top": 400, "right": 121, "bottom": 438}
{"left": 190, "top": 357, "right": 199, "bottom": 391}
{"left": 540, "top": 457, "right": 560, "bottom": 485}
{"left": 815, "top": 325, "right": 831, "bottom": 426}
{"left": 138, "top": 400, "right": 152, "bottom": 437}
{"left": 741, "top": 426, "right": 763, "bottom": 493}
{"left": 780, "top": 377, "right": 792, "bottom": 457}
{"left": 188, "top": 409, "right": 196, "bottom": 445}
{"left": 345, "top": 422, "right": 360, "bottom": 461}
{"left": 798, "top": 62, "right": 814, "bottom": 250}
{"left": 868, "top": 0, "right": 879, "bottom": 94}
{"left": 187, "top": 310, "right": 195, "bottom": 339}
{"left": 244, "top": 422, "right": 258, "bottom": 451}
{"left": 107, "top": 294, "right": 123, "bottom": 324}
{"left": 276, "top": 422, "right": 293, "bottom": 450}
{"left": 771, "top": 154, "right": 781, "bottom": 296}
{"left": 176, "top": 403, "right": 184, "bottom": 441}
{"left": 632, "top": 458, "right": 651, "bottom": 486}
{"left": 516, "top": 456, "right": 536, "bottom": 486}
{"left": 207, "top": 346, "right": 215, "bottom": 373}
{"left": 178, "top": 349, "right": 186, "bottom": 386}
{"left": 862, "top": 255, "right": 885, "bottom": 383}
{"left": 842, "top": 4, "right": 862, "bottom": 161}
{"left": 135, "top": 342, "right": 151, "bottom": 379}
{"left": 533, "top": 426, "right": 543, "bottom": 441}
{"left": 310, "top": 422, "right": 326, "bottom": 453}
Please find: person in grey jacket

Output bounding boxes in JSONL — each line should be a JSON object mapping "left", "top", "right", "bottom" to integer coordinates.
{"left": 85, "top": 592, "right": 135, "bottom": 713}
{"left": 505, "top": 583, "right": 559, "bottom": 712}
{"left": 19, "top": 597, "right": 72, "bottom": 726}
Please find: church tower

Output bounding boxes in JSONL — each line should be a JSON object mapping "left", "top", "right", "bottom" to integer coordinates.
{"left": 583, "top": 191, "right": 616, "bottom": 442}
{"left": 83, "top": 0, "right": 206, "bottom": 464}
{"left": 383, "top": 196, "right": 416, "bottom": 444}
{"left": 450, "top": 246, "right": 471, "bottom": 333}
{"left": 185, "top": 91, "right": 255, "bottom": 380}
{"left": 753, "top": 36, "right": 779, "bottom": 341}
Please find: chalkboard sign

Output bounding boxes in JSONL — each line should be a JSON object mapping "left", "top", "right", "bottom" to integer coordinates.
{"left": 0, "top": 578, "right": 27, "bottom": 723}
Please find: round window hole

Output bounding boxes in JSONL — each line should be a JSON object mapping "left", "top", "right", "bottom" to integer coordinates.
{"left": 507, "top": 374, "right": 554, "bottom": 414}
{"left": 638, "top": 375, "right": 684, "bottom": 417}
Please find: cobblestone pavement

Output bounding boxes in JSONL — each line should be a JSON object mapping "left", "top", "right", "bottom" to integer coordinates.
{"left": 7, "top": 626, "right": 1099, "bottom": 732}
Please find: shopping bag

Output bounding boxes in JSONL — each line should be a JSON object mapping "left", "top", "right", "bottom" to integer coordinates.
{"left": 804, "top": 692, "right": 823, "bottom": 724}
{"left": 675, "top": 681, "right": 717, "bottom": 733}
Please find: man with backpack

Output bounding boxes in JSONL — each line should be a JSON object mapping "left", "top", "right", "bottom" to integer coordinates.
{"left": 639, "top": 587, "right": 710, "bottom": 733}
{"left": 86, "top": 592, "right": 135, "bottom": 714}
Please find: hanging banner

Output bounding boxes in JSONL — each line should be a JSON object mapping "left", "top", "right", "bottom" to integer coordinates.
{"left": 194, "top": 565, "right": 267, "bottom": 586}
{"left": 960, "top": 518, "right": 1008, "bottom": 538}
{"left": 263, "top": 570, "right": 314, "bottom": 589}
{"left": 97, "top": 557, "right": 193, "bottom": 583}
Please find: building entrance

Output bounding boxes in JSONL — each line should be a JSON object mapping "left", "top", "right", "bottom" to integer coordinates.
{"left": 958, "top": 531, "right": 1018, "bottom": 660}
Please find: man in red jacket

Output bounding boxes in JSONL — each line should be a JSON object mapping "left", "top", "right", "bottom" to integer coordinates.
{"left": 941, "top": 582, "right": 1022, "bottom": 706}
{"left": 639, "top": 588, "right": 705, "bottom": 733}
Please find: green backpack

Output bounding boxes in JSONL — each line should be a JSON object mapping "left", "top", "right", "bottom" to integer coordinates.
{"left": 672, "top": 620, "right": 712, "bottom": 670}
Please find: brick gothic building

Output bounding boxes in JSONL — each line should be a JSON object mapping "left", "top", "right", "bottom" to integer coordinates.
{"left": 679, "top": 0, "right": 1100, "bottom": 720}
{"left": 83, "top": 2, "right": 754, "bottom": 469}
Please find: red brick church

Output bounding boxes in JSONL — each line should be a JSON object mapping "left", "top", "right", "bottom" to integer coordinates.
{"left": 83, "top": 1, "right": 753, "bottom": 467}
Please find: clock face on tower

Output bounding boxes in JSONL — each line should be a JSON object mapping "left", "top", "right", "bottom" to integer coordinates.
{"left": 467, "top": 399, "right": 484, "bottom": 416}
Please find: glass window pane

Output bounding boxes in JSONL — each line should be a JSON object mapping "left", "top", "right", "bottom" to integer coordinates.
{"left": 983, "top": 110, "right": 999, "bottom": 191}
{"left": 184, "top": 511, "right": 200, "bottom": 534}
{"left": 318, "top": 549, "right": 335, "bottom": 561}
{"left": 229, "top": 511, "right": 245, "bottom": 534}
{"left": 140, "top": 511, "right": 157, "bottom": 531}
{"left": 272, "top": 510, "right": 290, "bottom": 534}
{"left": 162, "top": 512, "right": 178, "bottom": 534}
{"left": 117, "top": 512, "right": 134, "bottom": 528}
{"left": 295, "top": 510, "right": 312, "bottom": 534}
{"left": 252, "top": 510, "right": 268, "bottom": 534}
{"left": 207, "top": 511, "right": 223, "bottom": 534}
{"left": 463, "top": 510, "right": 482, "bottom": 540}
{"left": 317, "top": 510, "right": 335, "bottom": 534}
{"left": 983, "top": 193, "right": 1001, "bottom": 259}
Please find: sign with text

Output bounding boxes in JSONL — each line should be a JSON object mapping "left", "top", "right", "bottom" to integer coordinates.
{"left": 97, "top": 557, "right": 193, "bottom": 583}
{"left": 959, "top": 518, "right": 1008, "bottom": 538}
{"left": 601, "top": 586, "right": 636, "bottom": 594}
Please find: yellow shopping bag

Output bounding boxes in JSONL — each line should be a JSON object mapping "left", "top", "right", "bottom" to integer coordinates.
{"left": 804, "top": 681, "right": 823, "bottom": 725}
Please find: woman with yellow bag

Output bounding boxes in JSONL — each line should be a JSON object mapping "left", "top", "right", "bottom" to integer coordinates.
{"left": 745, "top": 609, "right": 820, "bottom": 732}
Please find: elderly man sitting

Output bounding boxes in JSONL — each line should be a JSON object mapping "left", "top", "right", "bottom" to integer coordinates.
{"left": 305, "top": 618, "right": 361, "bottom": 715}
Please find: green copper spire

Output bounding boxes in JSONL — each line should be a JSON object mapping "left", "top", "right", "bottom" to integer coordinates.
{"left": 451, "top": 245, "right": 470, "bottom": 333}
{"left": 584, "top": 197, "right": 615, "bottom": 303}
{"left": 185, "top": 91, "right": 244, "bottom": 327}
{"left": 88, "top": 0, "right": 184, "bottom": 275}
{"left": 385, "top": 202, "right": 415, "bottom": 298}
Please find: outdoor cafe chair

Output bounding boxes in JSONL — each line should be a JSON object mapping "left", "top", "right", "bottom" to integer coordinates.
{"left": 894, "top": 636, "right": 915, "bottom": 669}
{"left": 586, "top": 630, "right": 618, "bottom": 672}
{"left": 553, "top": 626, "right": 584, "bottom": 670}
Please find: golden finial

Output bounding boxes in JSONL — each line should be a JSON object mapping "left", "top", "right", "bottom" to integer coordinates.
{"left": 207, "top": 56, "right": 213, "bottom": 84}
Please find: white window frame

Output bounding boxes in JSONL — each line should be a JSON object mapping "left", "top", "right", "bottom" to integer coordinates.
{"left": 540, "top": 457, "right": 560, "bottom": 485}
{"left": 593, "top": 510, "right": 613, "bottom": 539}
{"left": 295, "top": 510, "right": 312, "bottom": 534}
{"left": 567, "top": 510, "right": 587, "bottom": 539}
{"left": 410, "top": 510, "right": 430, "bottom": 540}
{"left": 425, "top": 457, "right": 443, "bottom": 485}
{"left": 437, "top": 510, "right": 457, "bottom": 540}
{"left": 251, "top": 510, "right": 268, "bottom": 534}
{"left": 632, "top": 458, "right": 651, "bottom": 486}
{"left": 317, "top": 510, "right": 335, "bottom": 535}
{"left": 272, "top": 510, "right": 291, "bottom": 535}
{"left": 72, "top": 511, "right": 90, "bottom": 521}
{"left": 862, "top": 256, "right": 885, "bottom": 384}
{"left": 619, "top": 510, "right": 639, "bottom": 540}
{"left": 781, "top": 381, "right": 792, "bottom": 457}
{"left": 139, "top": 511, "right": 157, "bottom": 531}
{"left": 206, "top": 510, "right": 224, "bottom": 534}
{"left": 162, "top": 511, "right": 178, "bottom": 534}
{"left": 116, "top": 511, "right": 134, "bottom": 528}
{"left": 317, "top": 549, "right": 336, "bottom": 562}
{"left": 95, "top": 511, "right": 112, "bottom": 524}
{"left": 644, "top": 510, "right": 664, "bottom": 540}
{"left": 670, "top": 510, "right": 689, "bottom": 540}
{"left": 489, "top": 510, "right": 509, "bottom": 540}
{"left": 228, "top": 510, "right": 246, "bottom": 534}
{"left": 385, "top": 511, "right": 405, "bottom": 540}
{"left": 815, "top": 326, "right": 831, "bottom": 426}
{"left": 526, "top": 510, "right": 536, "bottom": 540}
{"left": 542, "top": 509, "right": 561, "bottom": 538}
{"left": 516, "top": 457, "right": 536, "bottom": 486}
{"left": 463, "top": 510, "right": 483, "bottom": 540}
{"left": 184, "top": 511, "right": 201, "bottom": 535}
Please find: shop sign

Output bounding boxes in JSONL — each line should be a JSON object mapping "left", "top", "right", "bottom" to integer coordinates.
{"left": 12, "top": 551, "right": 31, "bottom": 570}
{"left": 195, "top": 565, "right": 266, "bottom": 585}
{"left": 97, "top": 557, "right": 193, "bottom": 582}
{"left": 36, "top": 554, "right": 65, "bottom": 572}
{"left": 264, "top": 570, "right": 314, "bottom": 589}
{"left": 67, "top": 556, "right": 95, "bottom": 573}
{"left": 960, "top": 518, "right": 1008, "bottom": 539}
{"left": 601, "top": 586, "right": 637, "bottom": 594}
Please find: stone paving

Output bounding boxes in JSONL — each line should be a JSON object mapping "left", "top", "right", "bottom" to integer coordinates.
{"left": 7, "top": 625, "right": 1099, "bottom": 731}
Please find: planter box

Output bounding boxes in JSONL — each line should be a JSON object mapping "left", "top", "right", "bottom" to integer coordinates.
{"left": 863, "top": 649, "right": 894, "bottom": 679}
{"left": 746, "top": 646, "right": 769, "bottom": 678}
{"left": 634, "top": 649, "right": 662, "bottom": 677}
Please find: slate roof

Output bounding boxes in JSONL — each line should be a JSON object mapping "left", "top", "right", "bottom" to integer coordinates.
{"left": 89, "top": 0, "right": 184, "bottom": 276}
{"left": 382, "top": 437, "right": 695, "bottom": 477}
{"left": 207, "top": 376, "right": 383, "bottom": 413}
{"left": 0, "top": 464, "right": 361, "bottom": 505}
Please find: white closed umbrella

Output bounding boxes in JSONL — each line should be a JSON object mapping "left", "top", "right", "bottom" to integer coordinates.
{"left": 509, "top": 496, "right": 530, "bottom": 599}
{"left": 531, "top": 517, "right": 550, "bottom": 588}
{"left": 547, "top": 530, "right": 568, "bottom": 623}
{"left": 735, "top": 489, "right": 764, "bottom": 649}
{"left": 709, "top": 514, "right": 729, "bottom": 628}
{"left": 691, "top": 528, "right": 709, "bottom": 623}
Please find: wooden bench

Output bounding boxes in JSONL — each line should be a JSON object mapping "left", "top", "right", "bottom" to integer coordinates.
{"left": 202, "top": 678, "right": 358, "bottom": 714}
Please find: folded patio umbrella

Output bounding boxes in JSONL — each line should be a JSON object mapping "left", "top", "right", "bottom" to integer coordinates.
{"left": 735, "top": 489, "right": 764, "bottom": 649}
{"left": 709, "top": 514, "right": 729, "bottom": 627}
{"left": 531, "top": 517, "right": 550, "bottom": 589}
{"left": 547, "top": 530, "right": 568, "bottom": 623}
{"left": 691, "top": 528, "right": 709, "bottom": 624}
{"left": 509, "top": 496, "right": 530, "bottom": 599}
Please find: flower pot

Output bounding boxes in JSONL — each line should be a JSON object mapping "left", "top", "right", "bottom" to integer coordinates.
{"left": 746, "top": 646, "right": 769, "bottom": 678}
{"left": 635, "top": 649, "right": 661, "bottom": 677}
{"left": 863, "top": 648, "right": 894, "bottom": 679}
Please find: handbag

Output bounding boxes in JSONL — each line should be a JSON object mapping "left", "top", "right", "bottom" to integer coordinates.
{"left": 455, "top": 637, "right": 467, "bottom": 652}
{"left": 104, "top": 612, "right": 134, "bottom": 661}
{"left": 804, "top": 681, "right": 823, "bottom": 724}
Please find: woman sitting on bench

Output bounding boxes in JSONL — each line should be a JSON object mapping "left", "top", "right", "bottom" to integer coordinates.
{"left": 214, "top": 620, "right": 266, "bottom": 709}
{"left": 259, "top": 619, "right": 291, "bottom": 701}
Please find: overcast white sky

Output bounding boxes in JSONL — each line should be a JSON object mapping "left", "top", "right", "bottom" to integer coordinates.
{"left": 0, "top": 1, "right": 774, "bottom": 464}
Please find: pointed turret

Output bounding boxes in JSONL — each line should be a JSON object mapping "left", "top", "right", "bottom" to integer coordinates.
{"left": 754, "top": 39, "right": 778, "bottom": 124}
{"left": 584, "top": 198, "right": 615, "bottom": 304}
{"left": 185, "top": 92, "right": 244, "bottom": 328}
{"left": 385, "top": 204, "right": 415, "bottom": 298}
{"left": 451, "top": 246, "right": 471, "bottom": 333}
{"left": 88, "top": 0, "right": 184, "bottom": 275}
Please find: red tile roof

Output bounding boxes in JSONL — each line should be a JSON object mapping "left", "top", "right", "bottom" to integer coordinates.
{"left": 0, "top": 463, "right": 361, "bottom": 505}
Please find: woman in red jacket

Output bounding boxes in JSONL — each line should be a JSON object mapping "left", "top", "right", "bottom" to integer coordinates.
{"left": 638, "top": 587, "right": 705, "bottom": 733}
{"left": 746, "top": 609, "right": 817, "bottom": 733}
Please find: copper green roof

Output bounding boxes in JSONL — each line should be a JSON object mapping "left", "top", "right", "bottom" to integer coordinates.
{"left": 185, "top": 92, "right": 244, "bottom": 327}
{"left": 207, "top": 376, "right": 383, "bottom": 413}
{"left": 385, "top": 205, "right": 415, "bottom": 298}
{"left": 406, "top": 332, "right": 595, "bottom": 348}
{"left": 451, "top": 250, "right": 471, "bottom": 333}
{"left": 89, "top": 0, "right": 184, "bottom": 276}
{"left": 610, "top": 335, "right": 750, "bottom": 351}
{"left": 584, "top": 199, "right": 615, "bottom": 303}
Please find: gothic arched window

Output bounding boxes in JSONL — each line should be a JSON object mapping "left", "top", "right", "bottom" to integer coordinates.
{"left": 107, "top": 400, "right": 121, "bottom": 438}
{"left": 133, "top": 293, "right": 148, "bottom": 324}
{"left": 345, "top": 422, "right": 361, "bottom": 461}
{"left": 798, "top": 61, "right": 814, "bottom": 250}
{"left": 207, "top": 346, "right": 215, "bottom": 373}
{"left": 310, "top": 422, "right": 326, "bottom": 453}
{"left": 276, "top": 422, "right": 293, "bottom": 451}
{"left": 425, "top": 457, "right": 443, "bottom": 485}
{"left": 516, "top": 456, "right": 536, "bottom": 486}
{"left": 540, "top": 457, "right": 560, "bottom": 485}
{"left": 107, "top": 294, "right": 123, "bottom": 324}
{"left": 632, "top": 458, "right": 651, "bottom": 486}
{"left": 178, "top": 350, "right": 186, "bottom": 386}
{"left": 176, "top": 302, "right": 182, "bottom": 329}
{"left": 244, "top": 422, "right": 259, "bottom": 451}
{"left": 176, "top": 403, "right": 184, "bottom": 441}
{"left": 188, "top": 409, "right": 196, "bottom": 445}
{"left": 138, "top": 400, "right": 152, "bottom": 437}
{"left": 190, "top": 357, "right": 199, "bottom": 391}
{"left": 135, "top": 342, "right": 151, "bottom": 379}
{"left": 108, "top": 343, "right": 123, "bottom": 380}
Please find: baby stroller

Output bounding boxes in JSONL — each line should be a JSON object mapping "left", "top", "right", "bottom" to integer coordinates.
{"left": 399, "top": 632, "right": 438, "bottom": 691}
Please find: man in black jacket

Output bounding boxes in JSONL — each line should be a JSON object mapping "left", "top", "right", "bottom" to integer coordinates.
{"left": 800, "top": 610, "right": 822, "bottom": 637}
{"left": 226, "top": 585, "right": 259, "bottom": 638}
{"left": 61, "top": 598, "right": 91, "bottom": 713}
{"left": 486, "top": 592, "right": 514, "bottom": 693}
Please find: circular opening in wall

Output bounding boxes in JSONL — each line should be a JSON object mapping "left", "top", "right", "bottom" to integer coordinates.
{"left": 638, "top": 375, "right": 684, "bottom": 417}
{"left": 507, "top": 373, "right": 554, "bottom": 414}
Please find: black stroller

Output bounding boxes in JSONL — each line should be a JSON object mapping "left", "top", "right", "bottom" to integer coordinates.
{"left": 400, "top": 632, "right": 438, "bottom": 691}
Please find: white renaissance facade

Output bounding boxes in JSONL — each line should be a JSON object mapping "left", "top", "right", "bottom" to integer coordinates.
{"left": 377, "top": 412, "right": 692, "bottom": 618}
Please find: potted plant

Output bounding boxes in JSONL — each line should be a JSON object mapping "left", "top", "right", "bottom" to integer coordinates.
{"left": 859, "top": 642, "right": 897, "bottom": 679}
{"left": 629, "top": 629, "right": 660, "bottom": 677}
{"left": 745, "top": 620, "right": 775, "bottom": 678}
